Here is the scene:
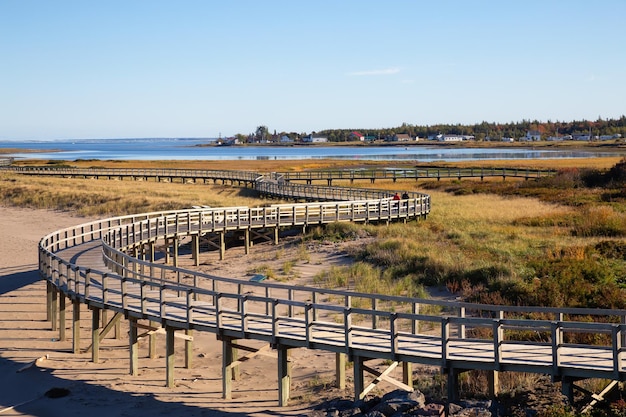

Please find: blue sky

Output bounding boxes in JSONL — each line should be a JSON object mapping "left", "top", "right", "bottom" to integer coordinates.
{"left": 1, "top": 1, "right": 624, "bottom": 140}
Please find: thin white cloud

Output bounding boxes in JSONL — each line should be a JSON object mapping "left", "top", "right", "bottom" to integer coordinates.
{"left": 348, "top": 67, "right": 401, "bottom": 76}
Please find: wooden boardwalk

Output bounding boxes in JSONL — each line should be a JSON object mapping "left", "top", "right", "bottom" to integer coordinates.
{"left": 4, "top": 165, "right": 554, "bottom": 184}
{"left": 35, "top": 168, "right": 626, "bottom": 409}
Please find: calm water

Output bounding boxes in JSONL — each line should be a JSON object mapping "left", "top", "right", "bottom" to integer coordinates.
{"left": 0, "top": 138, "right": 621, "bottom": 162}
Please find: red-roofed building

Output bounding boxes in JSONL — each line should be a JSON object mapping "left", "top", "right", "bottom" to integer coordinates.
{"left": 349, "top": 131, "right": 365, "bottom": 141}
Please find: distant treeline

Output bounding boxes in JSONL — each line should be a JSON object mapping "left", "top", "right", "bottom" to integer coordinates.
{"left": 317, "top": 115, "right": 626, "bottom": 142}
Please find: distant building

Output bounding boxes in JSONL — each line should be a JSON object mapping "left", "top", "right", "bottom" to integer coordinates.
{"left": 220, "top": 137, "right": 239, "bottom": 146}
{"left": 349, "top": 131, "right": 365, "bottom": 141}
{"left": 393, "top": 133, "right": 413, "bottom": 142}
{"left": 302, "top": 134, "right": 328, "bottom": 143}
{"left": 280, "top": 135, "right": 293, "bottom": 143}
{"left": 432, "top": 134, "right": 474, "bottom": 142}
{"left": 525, "top": 130, "right": 541, "bottom": 141}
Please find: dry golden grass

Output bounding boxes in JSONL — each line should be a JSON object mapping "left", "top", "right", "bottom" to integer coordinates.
{"left": 3, "top": 157, "right": 623, "bottom": 304}
{"left": 0, "top": 172, "right": 264, "bottom": 216}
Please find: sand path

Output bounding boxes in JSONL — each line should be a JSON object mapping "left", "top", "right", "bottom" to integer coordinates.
{"left": 0, "top": 206, "right": 388, "bottom": 417}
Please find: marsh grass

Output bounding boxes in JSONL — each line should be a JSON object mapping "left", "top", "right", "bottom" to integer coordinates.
{"left": 0, "top": 172, "right": 262, "bottom": 216}
{"left": 5, "top": 159, "right": 626, "bottom": 310}
{"left": 321, "top": 177, "right": 626, "bottom": 309}
{"left": 313, "top": 262, "right": 428, "bottom": 301}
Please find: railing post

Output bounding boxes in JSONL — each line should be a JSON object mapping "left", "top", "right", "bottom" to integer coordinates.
{"left": 102, "top": 273, "right": 108, "bottom": 305}
{"left": 493, "top": 318, "right": 502, "bottom": 370}
{"left": 441, "top": 317, "right": 449, "bottom": 368}
{"left": 612, "top": 324, "right": 621, "bottom": 379}
{"left": 344, "top": 307, "right": 352, "bottom": 353}
{"left": 84, "top": 269, "right": 91, "bottom": 299}
{"left": 121, "top": 275, "right": 128, "bottom": 310}
{"left": 271, "top": 299, "right": 279, "bottom": 342}
{"left": 458, "top": 306, "right": 466, "bottom": 338}
{"left": 372, "top": 298, "right": 378, "bottom": 329}
{"left": 240, "top": 295, "right": 248, "bottom": 335}
{"left": 412, "top": 302, "right": 420, "bottom": 334}
{"left": 390, "top": 312, "right": 398, "bottom": 356}
{"left": 551, "top": 321, "right": 561, "bottom": 376}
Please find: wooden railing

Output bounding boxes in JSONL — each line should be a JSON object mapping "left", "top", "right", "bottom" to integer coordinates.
{"left": 279, "top": 167, "right": 554, "bottom": 182}
{"left": 4, "top": 165, "right": 555, "bottom": 182}
{"left": 33, "top": 167, "right": 626, "bottom": 405}
{"left": 6, "top": 166, "right": 260, "bottom": 183}
{"left": 40, "top": 212, "right": 626, "bottom": 381}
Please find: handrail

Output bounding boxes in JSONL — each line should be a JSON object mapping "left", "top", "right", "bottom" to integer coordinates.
{"left": 5, "top": 165, "right": 555, "bottom": 181}
{"left": 279, "top": 167, "right": 554, "bottom": 181}
{"left": 37, "top": 169, "right": 626, "bottom": 395}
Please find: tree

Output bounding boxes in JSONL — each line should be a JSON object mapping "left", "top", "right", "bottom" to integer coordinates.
{"left": 255, "top": 125, "right": 269, "bottom": 141}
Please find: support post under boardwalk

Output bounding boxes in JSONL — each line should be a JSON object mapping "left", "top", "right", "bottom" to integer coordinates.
{"left": 561, "top": 376, "right": 574, "bottom": 403}
{"left": 447, "top": 368, "right": 460, "bottom": 403}
{"left": 51, "top": 287, "right": 58, "bottom": 331}
{"left": 488, "top": 370, "right": 499, "bottom": 397}
{"left": 277, "top": 346, "right": 291, "bottom": 406}
{"left": 219, "top": 232, "right": 225, "bottom": 260}
{"left": 149, "top": 331, "right": 157, "bottom": 359}
{"left": 353, "top": 355, "right": 365, "bottom": 401}
{"left": 72, "top": 299, "right": 81, "bottom": 354}
{"left": 91, "top": 308, "right": 100, "bottom": 363}
{"left": 59, "top": 294, "right": 66, "bottom": 341}
{"left": 185, "top": 329, "right": 193, "bottom": 369}
{"left": 166, "top": 326, "right": 175, "bottom": 388}
{"left": 403, "top": 362, "right": 413, "bottom": 389}
{"left": 129, "top": 318, "right": 139, "bottom": 376}
{"left": 336, "top": 352, "right": 346, "bottom": 390}
{"left": 115, "top": 317, "right": 121, "bottom": 340}
{"left": 244, "top": 229, "right": 250, "bottom": 255}
{"left": 46, "top": 281, "right": 53, "bottom": 322}
{"left": 191, "top": 234, "right": 199, "bottom": 266}
{"left": 274, "top": 227, "right": 279, "bottom": 245}
{"left": 222, "top": 337, "right": 234, "bottom": 399}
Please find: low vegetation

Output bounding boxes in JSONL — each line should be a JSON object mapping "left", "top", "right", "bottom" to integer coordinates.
{"left": 4, "top": 159, "right": 626, "bottom": 312}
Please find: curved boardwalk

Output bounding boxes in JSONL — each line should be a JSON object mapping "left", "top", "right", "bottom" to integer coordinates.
{"left": 31, "top": 167, "right": 626, "bottom": 409}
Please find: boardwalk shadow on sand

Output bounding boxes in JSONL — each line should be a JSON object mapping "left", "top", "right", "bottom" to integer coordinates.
{"left": 0, "top": 358, "right": 298, "bottom": 417}
{"left": 0, "top": 268, "right": 312, "bottom": 417}
{"left": 0, "top": 267, "right": 40, "bottom": 296}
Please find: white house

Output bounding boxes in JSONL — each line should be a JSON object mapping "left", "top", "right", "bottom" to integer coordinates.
{"left": 436, "top": 134, "right": 474, "bottom": 142}
{"left": 302, "top": 134, "right": 328, "bottom": 143}
{"left": 525, "top": 130, "right": 541, "bottom": 141}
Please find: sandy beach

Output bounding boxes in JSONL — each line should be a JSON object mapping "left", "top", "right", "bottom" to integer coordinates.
{"left": 0, "top": 205, "right": 419, "bottom": 417}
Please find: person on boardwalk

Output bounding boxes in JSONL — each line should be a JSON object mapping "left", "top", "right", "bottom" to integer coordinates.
{"left": 401, "top": 191, "right": 409, "bottom": 199}
{"left": 392, "top": 192, "right": 401, "bottom": 200}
